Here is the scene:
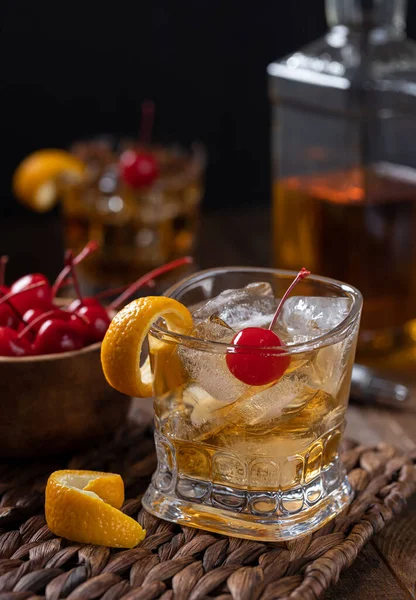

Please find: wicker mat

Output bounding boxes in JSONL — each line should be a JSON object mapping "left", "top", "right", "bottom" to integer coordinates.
{"left": 0, "top": 416, "right": 415, "bottom": 600}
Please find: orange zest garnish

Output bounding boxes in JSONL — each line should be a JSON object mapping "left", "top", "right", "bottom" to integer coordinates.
{"left": 45, "top": 470, "right": 145, "bottom": 548}
{"left": 101, "top": 296, "right": 193, "bottom": 398}
{"left": 13, "top": 149, "right": 85, "bottom": 212}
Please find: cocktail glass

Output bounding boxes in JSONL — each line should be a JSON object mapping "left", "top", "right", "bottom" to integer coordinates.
{"left": 62, "top": 138, "right": 206, "bottom": 286}
{"left": 143, "top": 267, "right": 362, "bottom": 540}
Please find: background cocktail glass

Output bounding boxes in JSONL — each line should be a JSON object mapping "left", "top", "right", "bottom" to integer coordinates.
{"left": 62, "top": 138, "right": 206, "bottom": 287}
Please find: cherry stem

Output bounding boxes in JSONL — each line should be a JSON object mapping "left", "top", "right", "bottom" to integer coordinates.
{"left": 65, "top": 250, "right": 83, "bottom": 305}
{"left": 17, "top": 308, "right": 90, "bottom": 340}
{"left": 0, "top": 256, "right": 8, "bottom": 288}
{"left": 17, "top": 309, "right": 57, "bottom": 340}
{"left": 59, "top": 278, "right": 74, "bottom": 288}
{"left": 269, "top": 268, "right": 311, "bottom": 331}
{"left": 139, "top": 100, "right": 155, "bottom": 145}
{"left": 109, "top": 256, "right": 193, "bottom": 310}
{"left": 0, "top": 282, "right": 47, "bottom": 341}
{"left": 95, "top": 278, "right": 156, "bottom": 301}
{"left": 52, "top": 241, "right": 99, "bottom": 298}
{"left": 72, "top": 311, "right": 90, "bottom": 325}
{"left": 0, "top": 289, "right": 27, "bottom": 328}
{"left": 0, "top": 281, "right": 46, "bottom": 307}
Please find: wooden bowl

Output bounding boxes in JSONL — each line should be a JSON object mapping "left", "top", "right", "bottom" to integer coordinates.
{"left": 0, "top": 341, "right": 130, "bottom": 457}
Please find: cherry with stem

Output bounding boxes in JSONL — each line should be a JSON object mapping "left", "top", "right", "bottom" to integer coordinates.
{"left": 0, "top": 281, "right": 47, "bottom": 308}
{"left": 29, "top": 254, "right": 87, "bottom": 354}
{"left": 18, "top": 308, "right": 65, "bottom": 340}
{"left": 10, "top": 274, "right": 52, "bottom": 312}
{"left": 0, "top": 327, "right": 32, "bottom": 357}
{"left": 226, "top": 268, "right": 311, "bottom": 387}
{"left": 64, "top": 250, "right": 111, "bottom": 343}
{"left": 0, "top": 281, "right": 48, "bottom": 339}
{"left": 32, "top": 317, "right": 84, "bottom": 355}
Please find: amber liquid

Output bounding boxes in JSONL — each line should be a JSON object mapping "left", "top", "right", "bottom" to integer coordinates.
{"left": 144, "top": 316, "right": 357, "bottom": 539}
{"left": 274, "top": 164, "right": 416, "bottom": 356}
{"left": 149, "top": 335, "right": 355, "bottom": 492}
{"left": 63, "top": 179, "right": 203, "bottom": 286}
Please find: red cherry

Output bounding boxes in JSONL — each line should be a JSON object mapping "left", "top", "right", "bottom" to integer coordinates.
{"left": 119, "top": 151, "right": 158, "bottom": 188}
{"left": 226, "top": 328, "right": 290, "bottom": 386}
{"left": 0, "top": 327, "right": 32, "bottom": 357}
{"left": 67, "top": 313, "right": 90, "bottom": 341}
{"left": 67, "top": 297, "right": 101, "bottom": 313}
{"left": 76, "top": 305, "right": 110, "bottom": 343}
{"left": 62, "top": 249, "right": 110, "bottom": 344}
{"left": 226, "top": 268, "right": 311, "bottom": 386}
{"left": 0, "top": 281, "right": 51, "bottom": 334}
{"left": 0, "top": 304, "right": 19, "bottom": 329}
{"left": 32, "top": 319, "right": 84, "bottom": 355}
{"left": 10, "top": 274, "right": 52, "bottom": 312}
{"left": 22, "top": 308, "right": 69, "bottom": 333}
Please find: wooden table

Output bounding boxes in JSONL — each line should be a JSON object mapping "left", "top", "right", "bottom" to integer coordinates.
{"left": 1, "top": 205, "right": 416, "bottom": 599}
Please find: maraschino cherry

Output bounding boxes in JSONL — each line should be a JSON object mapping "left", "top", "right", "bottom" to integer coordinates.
{"left": 0, "top": 327, "right": 32, "bottom": 357}
{"left": 226, "top": 268, "right": 311, "bottom": 386}
{"left": 32, "top": 319, "right": 84, "bottom": 355}
{"left": 0, "top": 280, "right": 48, "bottom": 317}
{"left": 66, "top": 296, "right": 101, "bottom": 313}
{"left": 0, "top": 305, "right": 19, "bottom": 329}
{"left": 119, "top": 100, "right": 158, "bottom": 189}
{"left": 120, "top": 151, "right": 158, "bottom": 188}
{"left": 21, "top": 307, "right": 70, "bottom": 334}
{"left": 0, "top": 250, "right": 193, "bottom": 356}
{"left": 0, "top": 263, "right": 43, "bottom": 331}
{"left": 62, "top": 250, "right": 110, "bottom": 344}
{"left": 10, "top": 273, "right": 52, "bottom": 313}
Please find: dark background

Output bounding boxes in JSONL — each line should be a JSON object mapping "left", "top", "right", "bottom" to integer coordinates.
{"left": 1, "top": 0, "right": 416, "bottom": 218}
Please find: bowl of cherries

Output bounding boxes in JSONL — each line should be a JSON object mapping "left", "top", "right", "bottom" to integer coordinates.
{"left": 0, "top": 242, "right": 191, "bottom": 457}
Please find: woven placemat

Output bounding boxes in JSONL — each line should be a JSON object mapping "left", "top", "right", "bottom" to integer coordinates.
{"left": 0, "top": 416, "right": 415, "bottom": 600}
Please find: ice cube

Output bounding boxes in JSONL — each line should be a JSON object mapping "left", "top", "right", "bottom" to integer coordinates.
{"left": 307, "top": 336, "right": 355, "bottom": 398}
{"left": 193, "top": 282, "right": 277, "bottom": 330}
{"left": 179, "top": 310, "right": 314, "bottom": 435}
{"left": 184, "top": 383, "right": 225, "bottom": 426}
{"left": 179, "top": 286, "right": 341, "bottom": 440}
{"left": 213, "top": 371, "right": 318, "bottom": 430}
{"left": 276, "top": 296, "right": 355, "bottom": 397}
{"left": 178, "top": 319, "right": 249, "bottom": 404}
{"left": 277, "top": 297, "right": 351, "bottom": 344}
{"left": 166, "top": 383, "right": 228, "bottom": 441}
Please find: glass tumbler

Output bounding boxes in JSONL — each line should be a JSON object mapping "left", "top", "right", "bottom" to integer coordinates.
{"left": 143, "top": 268, "right": 362, "bottom": 540}
{"left": 62, "top": 139, "right": 206, "bottom": 287}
